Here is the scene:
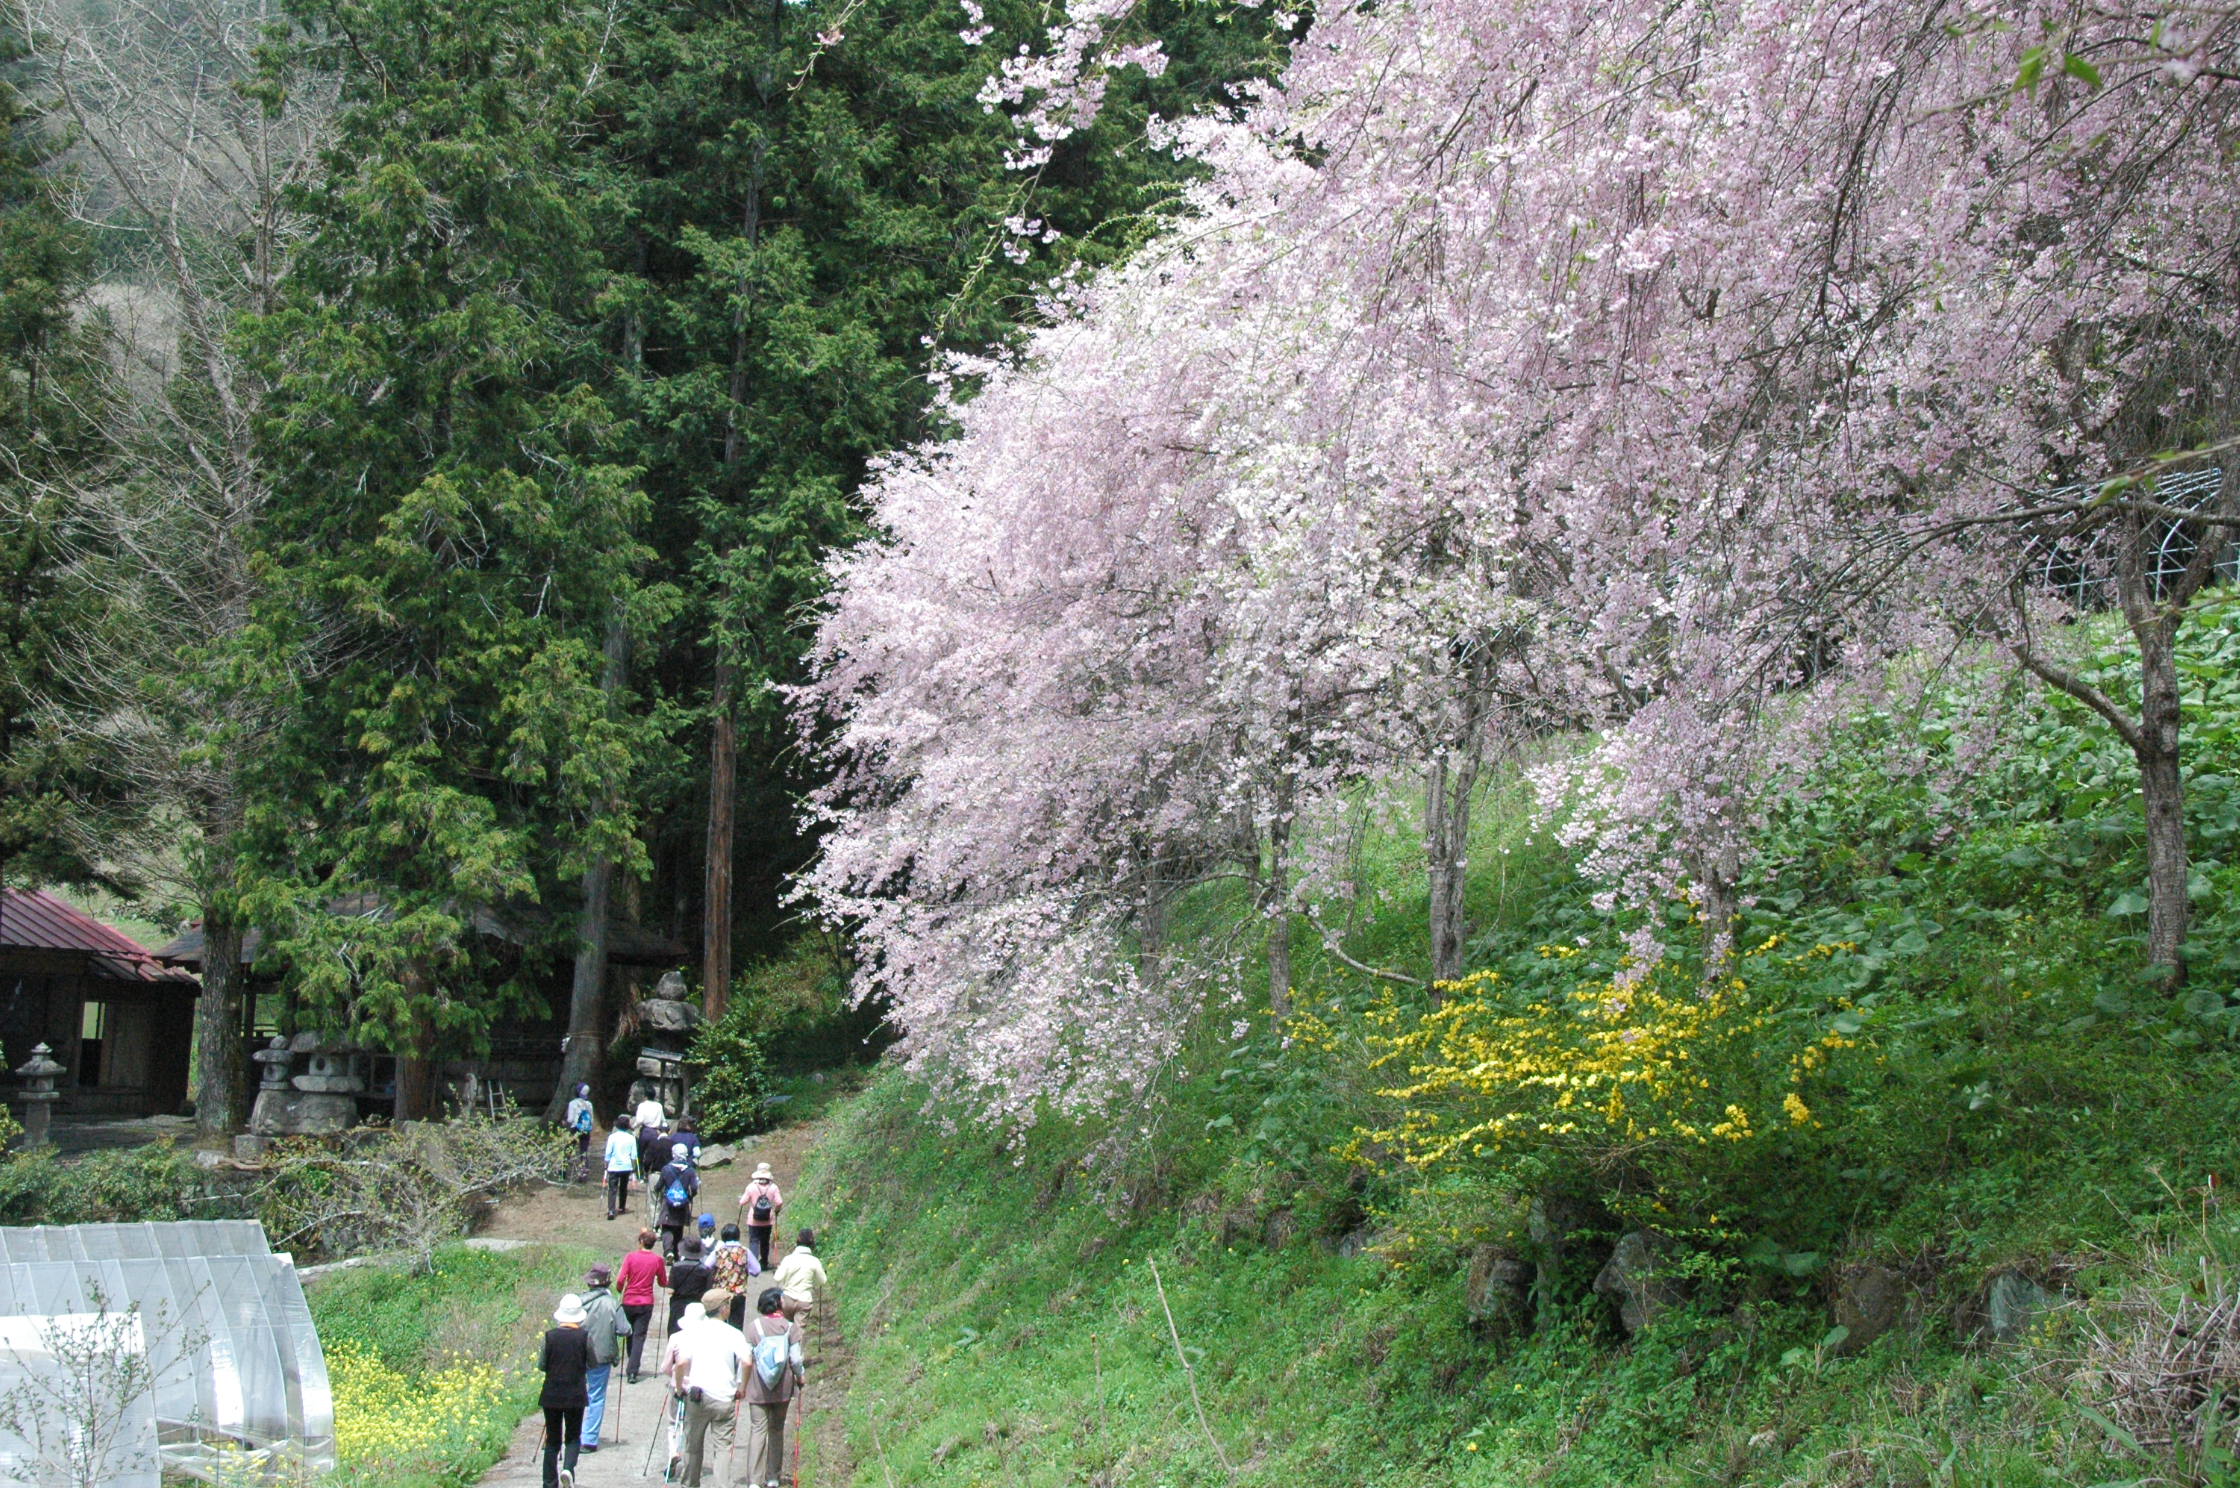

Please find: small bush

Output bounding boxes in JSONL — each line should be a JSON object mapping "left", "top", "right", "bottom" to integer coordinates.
{"left": 687, "top": 1001, "right": 776, "bottom": 1142}
{"left": 0, "top": 1138, "right": 224, "bottom": 1226}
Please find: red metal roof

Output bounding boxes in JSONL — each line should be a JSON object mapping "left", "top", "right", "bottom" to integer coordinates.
{"left": 0, "top": 889, "right": 198, "bottom": 985}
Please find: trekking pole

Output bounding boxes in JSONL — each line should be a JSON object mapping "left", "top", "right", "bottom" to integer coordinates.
{"left": 640, "top": 1391, "right": 669, "bottom": 1478}
{"left": 790, "top": 1386, "right": 805, "bottom": 1487}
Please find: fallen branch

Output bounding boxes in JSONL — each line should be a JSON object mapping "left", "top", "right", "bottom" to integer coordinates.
{"left": 1148, "top": 1259, "right": 1237, "bottom": 1480}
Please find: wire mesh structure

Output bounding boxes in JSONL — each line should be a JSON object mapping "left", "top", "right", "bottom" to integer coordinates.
{"left": 0, "top": 1220, "right": 334, "bottom": 1485}
{"left": 2028, "top": 467, "right": 2234, "bottom": 605}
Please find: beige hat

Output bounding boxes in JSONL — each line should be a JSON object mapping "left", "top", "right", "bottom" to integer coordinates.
{"left": 554, "top": 1294, "right": 588, "bottom": 1326}
{"left": 701, "top": 1286, "right": 733, "bottom": 1316}
{"left": 752, "top": 1162, "right": 774, "bottom": 1180}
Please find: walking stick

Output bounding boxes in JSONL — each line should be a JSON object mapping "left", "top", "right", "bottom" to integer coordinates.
{"left": 640, "top": 1391, "right": 672, "bottom": 1478}
{"left": 790, "top": 1387, "right": 805, "bottom": 1487}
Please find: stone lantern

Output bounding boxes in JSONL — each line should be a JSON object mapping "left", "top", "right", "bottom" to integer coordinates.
{"left": 13, "top": 1043, "right": 66, "bottom": 1148}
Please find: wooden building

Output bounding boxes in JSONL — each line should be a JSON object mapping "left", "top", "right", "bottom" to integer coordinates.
{"left": 0, "top": 889, "right": 200, "bottom": 1117}
{"left": 155, "top": 899, "right": 687, "bottom": 1117}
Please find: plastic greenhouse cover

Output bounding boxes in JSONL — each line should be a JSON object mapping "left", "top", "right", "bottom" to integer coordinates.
{"left": 0, "top": 1221, "right": 336, "bottom": 1484}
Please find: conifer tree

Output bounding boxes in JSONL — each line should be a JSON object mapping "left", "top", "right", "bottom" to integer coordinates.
{"left": 241, "top": 0, "right": 663, "bottom": 1115}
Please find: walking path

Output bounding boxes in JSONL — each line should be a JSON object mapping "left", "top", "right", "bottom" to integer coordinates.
{"left": 473, "top": 1119, "right": 854, "bottom": 1488}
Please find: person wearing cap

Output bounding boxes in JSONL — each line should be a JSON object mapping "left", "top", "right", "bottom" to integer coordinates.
{"left": 657, "top": 1143, "right": 701, "bottom": 1259}
{"left": 742, "top": 1285, "right": 806, "bottom": 1488}
{"left": 538, "top": 1294, "right": 592, "bottom": 1488}
{"left": 616, "top": 1228, "right": 668, "bottom": 1384}
{"left": 671, "top": 1286, "right": 751, "bottom": 1488}
{"left": 737, "top": 1163, "right": 784, "bottom": 1271}
{"left": 601, "top": 1114, "right": 637, "bottom": 1221}
{"left": 773, "top": 1228, "right": 830, "bottom": 1325}
{"left": 667, "top": 1235, "right": 714, "bottom": 1337}
{"left": 578, "top": 1265, "right": 625, "bottom": 1451}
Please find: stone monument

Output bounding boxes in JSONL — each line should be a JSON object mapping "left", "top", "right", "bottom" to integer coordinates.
{"left": 11, "top": 1044, "right": 66, "bottom": 1148}
{"left": 248, "top": 1031, "right": 365, "bottom": 1137}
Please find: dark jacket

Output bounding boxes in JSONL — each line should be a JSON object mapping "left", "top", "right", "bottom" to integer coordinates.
{"left": 669, "top": 1259, "right": 712, "bottom": 1307}
{"left": 539, "top": 1326, "right": 591, "bottom": 1409}
{"left": 656, "top": 1160, "right": 699, "bottom": 1221}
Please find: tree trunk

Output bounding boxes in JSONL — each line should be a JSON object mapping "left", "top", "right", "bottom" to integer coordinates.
{"left": 701, "top": 146, "right": 763, "bottom": 1026}
{"left": 1426, "top": 748, "right": 1483, "bottom": 991}
{"left": 2134, "top": 615, "right": 2189, "bottom": 982}
{"left": 702, "top": 660, "right": 737, "bottom": 1020}
{"left": 193, "top": 916, "right": 248, "bottom": 1137}
{"left": 1694, "top": 838, "right": 1741, "bottom": 977}
{"left": 552, "top": 609, "right": 630, "bottom": 1118}
{"left": 393, "top": 965, "right": 438, "bottom": 1121}
{"left": 1263, "top": 815, "right": 1293, "bottom": 1019}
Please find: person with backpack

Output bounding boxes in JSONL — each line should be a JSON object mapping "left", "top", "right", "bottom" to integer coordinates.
{"left": 708, "top": 1223, "right": 754, "bottom": 1327}
{"left": 667, "top": 1288, "right": 749, "bottom": 1488}
{"left": 737, "top": 1163, "right": 784, "bottom": 1271}
{"left": 772, "top": 1228, "right": 830, "bottom": 1325}
{"left": 616, "top": 1228, "right": 668, "bottom": 1384}
{"left": 742, "top": 1286, "right": 806, "bottom": 1488}
{"left": 538, "top": 1294, "right": 592, "bottom": 1488}
{"left": 667, "top": 1235, "right": 714, "bottom": 1337}
{"left": 563, "top": 1084, "right": 596, "bottom": 1181}
{"left": 657, "top": 1143, "right": 700, "bottom": 1259}
{"left": 601, "top": 1115, "right": 637, "bottom": 1221}
{"left": 577, "top": 1265, "right": 626, "bottom": 1452}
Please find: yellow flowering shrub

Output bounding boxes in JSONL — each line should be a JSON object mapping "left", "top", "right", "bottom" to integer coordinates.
{"left": 326, "top": 1342, "right": 515, "bottom": 1485}
{"left": 1356, "top": 937, "right": 1859, "bottom": 1179}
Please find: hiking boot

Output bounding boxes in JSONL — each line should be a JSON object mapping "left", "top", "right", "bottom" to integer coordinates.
{"left": 557, "top": 1471, "right": 573, "bottom": 1488}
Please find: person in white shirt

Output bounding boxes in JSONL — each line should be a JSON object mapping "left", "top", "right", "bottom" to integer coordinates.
{"left": 632, "top": 1091, "right": 667, "bottom": 1135}
{"left": 601, "top": 1115, "right": 638, "bottom": 1221}
{"left": 669, "top": 1288, "right": 750, "bottom": 1488}
{"left": 771, "top": 1229, "right": 830, "bottom": 1324}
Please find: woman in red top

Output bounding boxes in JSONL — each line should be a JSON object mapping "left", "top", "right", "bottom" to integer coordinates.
{"left": 615, "top": 1228, "right": 668, "bottom": 1383}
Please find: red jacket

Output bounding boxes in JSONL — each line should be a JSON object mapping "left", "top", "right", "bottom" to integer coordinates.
{"left": 618, "top": 1248, "right": 668, "bottom": 1307}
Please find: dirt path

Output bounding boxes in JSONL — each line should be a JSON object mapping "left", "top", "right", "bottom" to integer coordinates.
{"left": 475, "top": 1119, "right": 857, "bottom": 1487}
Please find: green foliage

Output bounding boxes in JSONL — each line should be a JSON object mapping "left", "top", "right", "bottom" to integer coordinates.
{"left": 0, "top": 1140, "right": 219, "bottom": 1226}
{"left": 725, "top": 936, "right": 889, "bottom": 1072}
{"left": 686, "top": 1000, "right": 777, "bottom": 1142}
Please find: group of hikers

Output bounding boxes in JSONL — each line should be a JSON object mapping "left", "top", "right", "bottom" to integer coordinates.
{"left": 543, "top": 1086, "right": 832, "bottom": 1488}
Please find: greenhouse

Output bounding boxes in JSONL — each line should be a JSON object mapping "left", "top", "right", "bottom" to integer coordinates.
{"left": 0, "top": 1220, "right": 334, "bottom": 1485}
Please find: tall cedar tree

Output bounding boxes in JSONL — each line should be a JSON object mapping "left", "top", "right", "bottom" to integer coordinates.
{"left": 0, "top": 9, "right": 110, "bottom": 894}
{"left": 240, "top": 0, "right": 664, "bottom": 1115}
{"left": 607, "top": 0, "right": 1280, "bottom": 992}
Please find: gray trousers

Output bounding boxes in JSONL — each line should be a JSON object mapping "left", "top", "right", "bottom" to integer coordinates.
{"left": 680, "top": 1393, "right": 735, "bottom": 1486}
{"left": 742, "top": 1399, "right": 791, "bottom": 1486}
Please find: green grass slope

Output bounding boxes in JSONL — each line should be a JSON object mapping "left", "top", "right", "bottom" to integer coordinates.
{"left": 806, "top": 602, "right": 2240, "bottom": 1488}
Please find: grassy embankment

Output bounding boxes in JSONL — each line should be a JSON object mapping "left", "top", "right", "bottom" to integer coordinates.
{"left": 309, "top": 1242, "right": 602, "bottom": 1488}
{"left": 801, "top": 602, "right": 2240, "bottom": 1487}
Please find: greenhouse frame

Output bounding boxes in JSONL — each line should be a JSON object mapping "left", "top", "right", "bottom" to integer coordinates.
{"left": 0, "top": 1220, "right": 334, "bottom": 1485}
